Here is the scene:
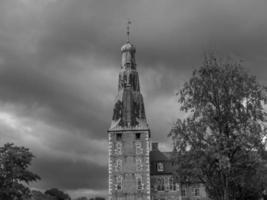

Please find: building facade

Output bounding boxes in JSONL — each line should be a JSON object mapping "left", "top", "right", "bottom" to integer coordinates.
{"left": 108, "top": 41, "right": 151, "bottom": 200}
{"left": 108, "top": 40, "right": 209, "bottom": 200}
{"left": 150, "top": 143, "right": 208, "bottom": 200}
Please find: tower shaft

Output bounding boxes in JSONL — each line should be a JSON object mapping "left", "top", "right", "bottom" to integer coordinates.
{"left": 108, "top": 41, "right": 151, "bottom": 200}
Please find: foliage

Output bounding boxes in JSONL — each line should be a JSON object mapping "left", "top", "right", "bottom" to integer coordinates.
{"left": 75, "top": 196, "right": 105, "bottom": 200}
{"left": 75, "top": 197, "right": 88, "bottom": 200}
{"left": 0, "top": 143, "right": 40, "bottom": 200}
{"left": 31, "top": 190, "right": 56, "bottom": 200}
{"left": 45, "top": 188, "right": 71, "bottom": 200}
{"left": 170, "top": 53, "right": 267, "bottom": 200}
{"left": 90, "top": 197, "right": 105, "bottom": 200}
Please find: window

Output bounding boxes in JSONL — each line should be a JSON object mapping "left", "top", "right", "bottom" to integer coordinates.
{"left": 136, "top": 174, "right": 144, "bottom": 190}
{"left": 157, "top": 162, "right": 164, "bottom": 172}
{"left": 116, "top": 133, "right": 122, "bottom": 141}
{"left": 169, "top": 177, "right": 176, "bottom": 191}
{"left": 181, "top": 189, "right": 186, "bottom": 196}
{"left": 164, "top": 177, "right": 170, "bottom": 191}
{"left": 115, "top": 142, "right": 122, "bottom": 155}
{"left": 156, "top": 177, "right": 164, "bottom": 191}
{"left": 135, "top": 133, "right": 141, "bottom": 140}
{"left": 194, "top": 188, "right": 200, "bottom": 196}
{"left": 135, "top": 142, "right": 143, "bottom": 155}
{"left": 136, "top": 158, "right": 142, "bottom": 171}
{"left": 115, "top": 159, "right": 122, "bottom": 171}
{"left": 115, "top": 175, "right": 123, "bottom": 191}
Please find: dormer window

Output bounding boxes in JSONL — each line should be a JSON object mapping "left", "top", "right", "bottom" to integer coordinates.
{"left": 135, "top": 133, "right": 141, "bottom": 140}
{"left": 157, "top": 162, "right": 164, "bottom": 172}
{"left": 116, "top": 133, "right": 122, "bottom": 141}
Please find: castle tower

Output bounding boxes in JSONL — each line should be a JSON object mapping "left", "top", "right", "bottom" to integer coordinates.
{"left": 108, "top": 25, "right": 151, "bottom": 200}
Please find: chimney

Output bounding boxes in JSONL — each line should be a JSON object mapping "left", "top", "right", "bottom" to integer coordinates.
{"left": 152, "top": 142, "right": 159, "bottom": 151}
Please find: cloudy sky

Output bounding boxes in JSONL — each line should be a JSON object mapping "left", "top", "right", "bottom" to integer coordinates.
{"left": 0, "top": 0, "right": 267, "bottom": 198}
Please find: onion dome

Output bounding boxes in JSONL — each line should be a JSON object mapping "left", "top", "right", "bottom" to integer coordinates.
{"left": 121, "top": 42, "right": 136, "bottom": 53}
{"left": 121, "top": 42, "right": 136, "bottom": 69}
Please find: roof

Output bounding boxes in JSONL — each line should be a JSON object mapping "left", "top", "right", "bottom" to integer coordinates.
{"left": 150, "top": 150, "right": 177, "bottom": 175}
{"left": 150, "top": 150, "right": 170, "bottom": 162}
{"left": 150, "top": 149, "right": 177, "bottom": 161}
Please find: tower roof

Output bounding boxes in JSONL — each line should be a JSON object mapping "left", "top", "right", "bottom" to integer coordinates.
{"left": 109, "top": 39, "right": 148, "bottom": 130}
{"left": 121, "top": 42, "right": 136, "bottom": 53}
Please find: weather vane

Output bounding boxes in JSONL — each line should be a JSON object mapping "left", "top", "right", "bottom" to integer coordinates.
{"left": 127, "top": 19, "right": 132, "bottom": 42}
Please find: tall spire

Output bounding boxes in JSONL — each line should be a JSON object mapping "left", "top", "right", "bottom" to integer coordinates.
{"left": 110, "top": 28, "right": 148, "bottom": 129}
{"left": 108, "top": 25, "right": 151, "bottom": 200}
{"left": 126, "top": 19, "right": 131, "bottom": 42}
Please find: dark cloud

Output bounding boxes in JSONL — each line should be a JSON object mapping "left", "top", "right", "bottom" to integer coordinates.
{"left": 0, "top": 0, "right": 267, "bottom": 197}
{"left": 31, "top": 154, "right": 107, "bottom": 190}
{"left": 0, "top": 60, "right": 109, "bottom": 139}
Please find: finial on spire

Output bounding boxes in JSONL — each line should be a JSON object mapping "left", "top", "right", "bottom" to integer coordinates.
{"left": 126, "top": 19, "right": 131, "bottom": 42}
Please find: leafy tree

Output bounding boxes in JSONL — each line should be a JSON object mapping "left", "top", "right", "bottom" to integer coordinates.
{"left": 75, "top": 197, "right": 105, "bottom": 200}
{"left": 170, "top": 53, "right": 267, "bottom": 200}
{"left": 0, "top": 143, "right": 40, "bottom": 200}
{"left": 75, "top": 197, "right": 88, "bottom": 200}
{"left": 45, "top": 188, "right": 71, "bottom": 200}
{"left": 90, "top": 197, "right": 105, "bottom": 200}
{"left": 31, "top": 190, "right": 56, "bottom": 200}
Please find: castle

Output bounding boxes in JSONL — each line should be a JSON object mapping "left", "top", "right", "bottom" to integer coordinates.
{"left": 107, "top": 38, "right": 209, "bottom": 200}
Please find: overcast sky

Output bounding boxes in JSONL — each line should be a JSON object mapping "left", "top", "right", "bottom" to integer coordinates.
{"left": 0, "top": 0, "right": 267, "bottom": 198}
